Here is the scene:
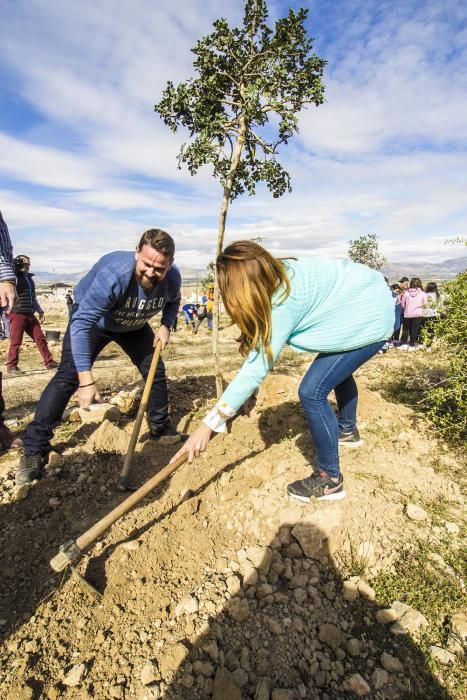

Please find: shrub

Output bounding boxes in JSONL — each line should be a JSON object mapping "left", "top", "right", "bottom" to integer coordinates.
{"left": 424, "top": 271, "right": 467, "bottom": 444}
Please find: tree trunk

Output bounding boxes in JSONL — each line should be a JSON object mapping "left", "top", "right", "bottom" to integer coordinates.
{"left": 213, "top": 116, "right": 247, "bottom": 398}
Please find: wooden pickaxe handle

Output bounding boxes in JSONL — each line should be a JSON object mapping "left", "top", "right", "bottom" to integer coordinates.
{"left": 118, "top": 340, "right": 162, "bottom": 485}
{"left": 50, "top": 451, "right": 188, "bottom": 572}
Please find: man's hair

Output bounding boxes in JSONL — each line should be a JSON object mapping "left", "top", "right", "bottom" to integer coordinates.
{"left": 137, "top": 229, "right": 175, "bottom": 259}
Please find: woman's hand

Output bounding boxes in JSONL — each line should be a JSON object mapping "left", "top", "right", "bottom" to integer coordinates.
{"left": 242, "top": 393, "right": 257, "bottom": 416}
{"left": 170, "top": 423, "right": 213, "bottom": 464}
{"left": 76, "top": 383, "right": 103, "bottom": 409}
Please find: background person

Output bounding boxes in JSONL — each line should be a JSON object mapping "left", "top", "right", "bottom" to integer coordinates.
{"left": 16, "top": 228, "right": 187, "bottom": 485}
{"left": 398, "top": 277, "right": 427, "bottom": 351}
{"left": 6, "top": 255, "right": 57, "bottom": 374}
{"left": 65, "top": 288, "right": 74, "bottom": 318}
{"left": 171, "top": 241, "right": 394, "bottom": 502}
{"left": 422, "top": 281, "right": 442, "bottom": 348}
{"left": 0, "top": 211, "right": 22, "bottom": 451}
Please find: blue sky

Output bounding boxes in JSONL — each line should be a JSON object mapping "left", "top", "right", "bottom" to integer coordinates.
{"left": 0, "top": 0, "right": 466, "bottom": 273}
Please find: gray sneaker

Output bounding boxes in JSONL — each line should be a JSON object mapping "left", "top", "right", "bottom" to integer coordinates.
{"left": 15, "top": 454, "right": 46, "bottom": 485}
{"left": 338, "top": 429, "right": 363, "bottom": 448}
{"left": 287, "top": 471, "right": 346, "bottom": 502}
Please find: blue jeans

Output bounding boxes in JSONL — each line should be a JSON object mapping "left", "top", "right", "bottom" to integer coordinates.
{"left": 23, "top": 322, "right": 169, "bottom": 456}
{"left": 298, "top": 341, "right": 384, "bottom": 478}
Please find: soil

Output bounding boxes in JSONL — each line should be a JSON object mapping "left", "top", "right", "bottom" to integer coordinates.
{"left": 0, "top": 300, "right": 465, "bottom": 699}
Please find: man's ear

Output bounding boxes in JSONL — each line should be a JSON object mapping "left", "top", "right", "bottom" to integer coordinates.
{"left": 134, "top": 248, "right": 139, "bottom": 262}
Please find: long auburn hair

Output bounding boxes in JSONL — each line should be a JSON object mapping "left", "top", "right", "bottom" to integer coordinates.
{"left": 216, "top": 241, "right": 291, "bottom": 365}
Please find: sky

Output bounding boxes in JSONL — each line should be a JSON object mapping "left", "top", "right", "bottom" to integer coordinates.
{"left": 0, "top": 0, "right": 466, "bottom": 275}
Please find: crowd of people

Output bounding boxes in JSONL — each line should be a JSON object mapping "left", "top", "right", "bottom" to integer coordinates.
{"left": 0, "top": 210, "right": 445, "bottom": 504}
{"left": 381, "top": 275, "right": 443, "bottom": 353}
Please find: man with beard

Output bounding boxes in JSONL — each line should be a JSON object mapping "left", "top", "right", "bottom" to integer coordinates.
{"left": 16, "top": 228, "right": 186, "bottom": 485}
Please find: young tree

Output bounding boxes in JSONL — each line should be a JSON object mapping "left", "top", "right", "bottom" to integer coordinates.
{"left": 155, "top": 0, "right": 326, "bottom": 396}
{"left": 348, "top": 234, "right": 387, "bottom": 271}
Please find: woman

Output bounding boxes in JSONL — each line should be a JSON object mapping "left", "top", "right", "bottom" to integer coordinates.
{"left": 171, "top": 241, "right": 394, "bottom": 502}
{"left": 398, "top": 277, "right": 427, "bottom": 351}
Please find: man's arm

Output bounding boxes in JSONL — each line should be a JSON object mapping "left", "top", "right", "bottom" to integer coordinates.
{"left": 0, "top": 212, "right": 17, "bottom": 311}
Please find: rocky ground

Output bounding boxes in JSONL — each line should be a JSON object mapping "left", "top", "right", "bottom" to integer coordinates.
{"left": 0, "top": 304, "right": 465, "bottom": 699}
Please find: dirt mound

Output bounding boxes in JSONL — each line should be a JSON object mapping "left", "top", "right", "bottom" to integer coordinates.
{"left": 0, "top": 338, "right": 465, "bottom": 699}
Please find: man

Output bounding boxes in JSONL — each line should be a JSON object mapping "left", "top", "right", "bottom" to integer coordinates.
{"left": 16, "top": 228, "right": 186, "bottom": 485}
{"left": 6, "top": 254, "right": 57, "bottom": 373}
{"left": 0, "top": 211, "right": 22, "bottom": 450}
{"left": 181, "top": 302, "right": 197, "bottom": 331}
{"left": 65, "top": 289, "right": 74, "bottom": 318}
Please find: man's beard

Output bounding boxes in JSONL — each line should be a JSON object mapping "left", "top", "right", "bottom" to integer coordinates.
{"left": 136, "top": 272, "right": 157, "bottom": 290}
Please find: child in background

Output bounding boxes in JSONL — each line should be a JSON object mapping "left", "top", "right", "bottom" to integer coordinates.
{"left": 422, "top": 282, "right": 441, "bottom": 349}
{"left": 398, "top": 277, "right": 427, "bottom": 351}
{"left": 390, "top": 283, "right": 402, "bottom": 346}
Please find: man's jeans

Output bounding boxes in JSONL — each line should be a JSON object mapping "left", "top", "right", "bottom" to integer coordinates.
{"left": 298, "top": 341, "right": 384, "bottom": 478}
{"left": 23, "top": 322, "right": 169, "bottom": 456}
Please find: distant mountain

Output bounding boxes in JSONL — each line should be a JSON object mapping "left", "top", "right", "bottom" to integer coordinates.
{"left": 33, "top": 256, "right": 467, "bottom": 284}
{"left": 382, "top": 256, "right": 466, "bottom": 281}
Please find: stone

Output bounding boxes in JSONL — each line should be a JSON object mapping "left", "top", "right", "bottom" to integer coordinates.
{"left": 212, "top": 667, "right": 241, "bottom": 700}
{"left": 450, "top": 611, "right": 467, "bottom": 644}
{"left": 430, "top": 646, "right": 456, "bottom": 665}
{"left": 292, "top": 508, "right": 343, "bottom": 559}
{"left": 318, "top": 623, "right": 346, "bottom": 651}
{"left": 226, "top": 597, "right": 250, "bottom": 622}
{"left": 63, "top": 663, "right": 87, "bottom": 687}
{"left": 381, "top": 652, "right": 403, "bottom": 673}
{"left": 272, "top": 691, "right": 297, "bottom": 700}
{"left": 372, "top": 667, "right": 389, "bottom": 689}
{"left": 342, "top": 579, "right": 359, "bottom": 601}
{"left": 443, "top": 520, "right": 460, "bottom": 535}
{"left": 158, "top": 643, "right": 188, "bottom": 679}
{"left": 396, "top": 608, "right": 429, "bottom": 635}
{"left": 255, "top": 677, "right": 270, "bottom": 700}
{"left": 405, "top": 503, "right": 428, "bottom": 521}
{"left": 175, "top": 595, "right": 199, "bottom": 617}
{"left": 246, "top": 545, "right": 273, "bottom": 573}
{"left": 267, "top": 618, "right": 282, "bottom": 635}
{"left": 232, "top": 668, "right": 248, "bottom": 687}
{"left": 346, "top": 673, "right": 371, "bottom": 696}
{"left": 193, "top": 661, "right": 215, "bottom": 677}
{"left": 376, "top": 608, "right": 398, "bottom": 624}
{"left": 391, "top": 601, "right": 411, "bottom": 619}
{"left": 141, "top": 661, "right": 159, "bottom": 686}
{"left": 78, "top": 402, "right": 121, "bottom": 424}
{"left": 346, "top": 638, "right": 361, "bottom": 657}
{"left": 48, "top": 497, "right": 60, "bottom": 507}
{"left": 356, "top": 580, "right": 376, "bottom": 601}
{"left": 48, "top": 451, "right": 64, "bottom": 467}
{"left": 84, "top": 419, "right": 129, "bottom": 454}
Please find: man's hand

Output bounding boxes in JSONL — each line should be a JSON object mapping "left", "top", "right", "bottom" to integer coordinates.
{"left": 38, "top": 312, "right": 45, "bottom": 323}
{"left": 155, "top": 324, "right": 170, "bottom": 350}
{"left": 170, "top": 423, "right": 213, "bottom": 464}
{"left": 76, "top": 383, "right": 103, "bottom": 409}
{"left": 0, "top": 281, "right": 17, "bottom": 312}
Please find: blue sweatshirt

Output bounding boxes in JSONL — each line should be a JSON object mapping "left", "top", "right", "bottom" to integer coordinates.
{"left": 220, "top": 257, "right": 394, "bottom": 412}
{"left": 71, "top": 251, "right": 181, "bottom": 371}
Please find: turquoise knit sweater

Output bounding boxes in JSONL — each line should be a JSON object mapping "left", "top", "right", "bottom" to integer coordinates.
{"left": 220, "top": 257, "right": 394, "bottom": 412}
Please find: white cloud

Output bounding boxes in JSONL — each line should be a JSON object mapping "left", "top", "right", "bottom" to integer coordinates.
{"left": 0, "top": 0, "right": 466, "bottom": 273}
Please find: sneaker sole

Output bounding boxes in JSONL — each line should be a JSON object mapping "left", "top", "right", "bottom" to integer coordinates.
{"left": 288, "top": 489, "right": 347, "bottom": 503}
{"left": 339, "top": 439, "right": 364, "bottom": 449}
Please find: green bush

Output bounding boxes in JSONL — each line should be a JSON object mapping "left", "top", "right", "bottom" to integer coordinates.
{"left": 425, "top": 271, "right": 467, "bottom": 445}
